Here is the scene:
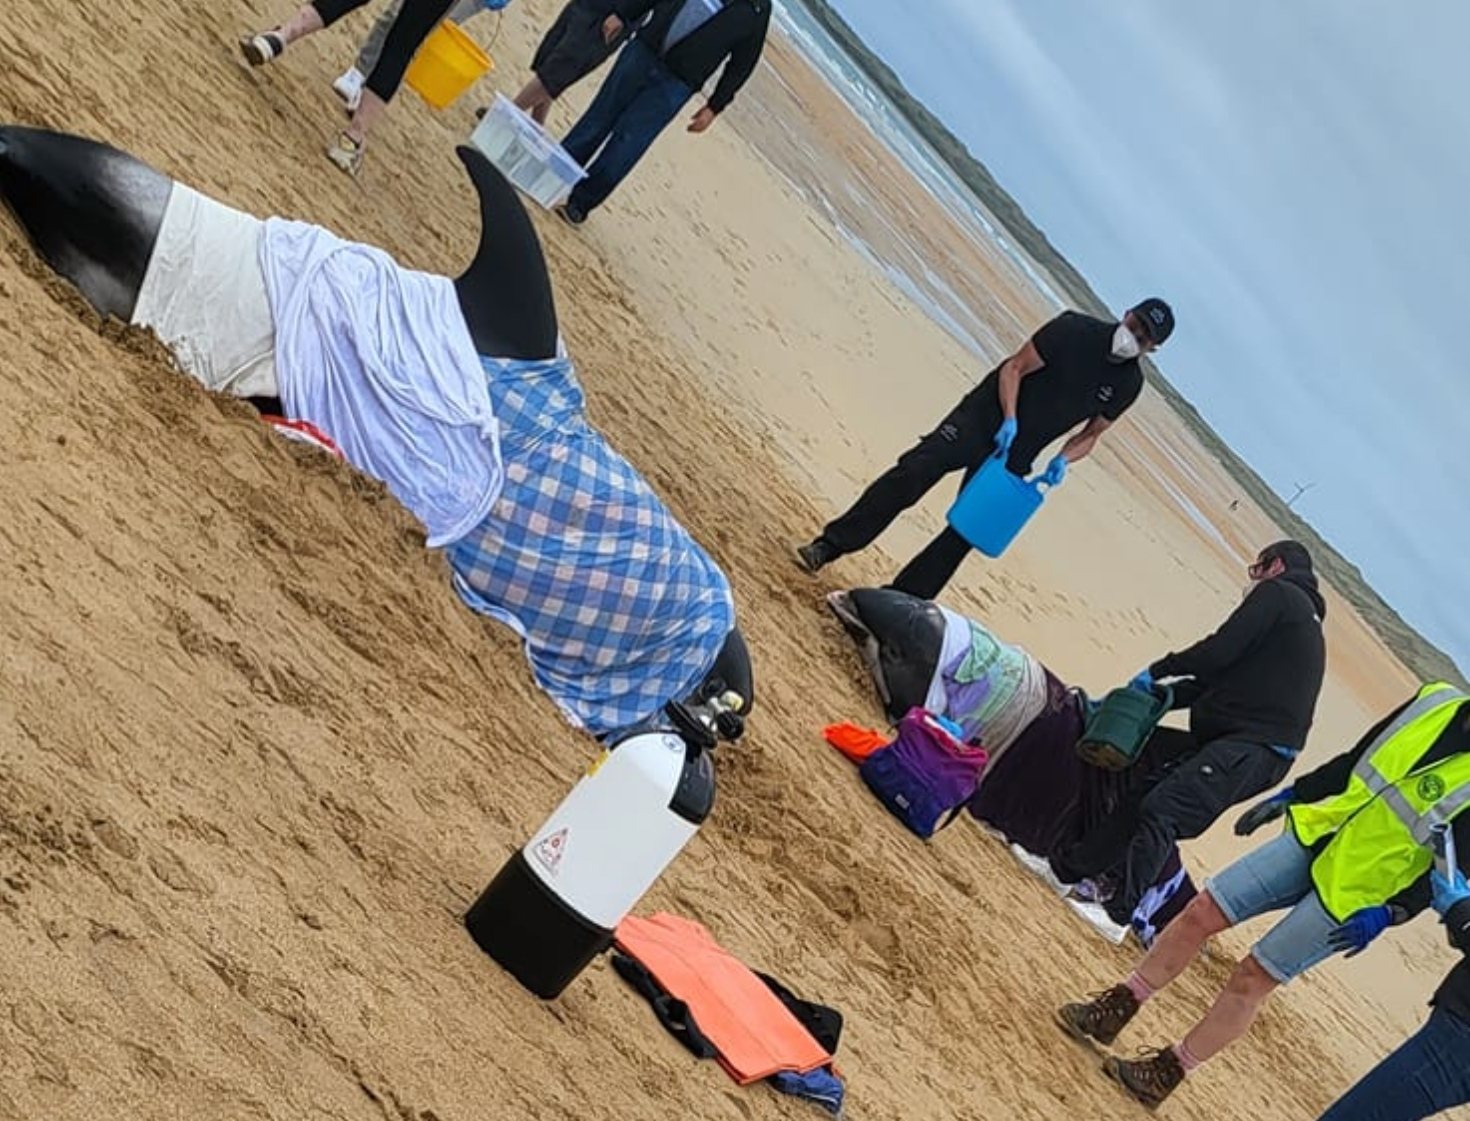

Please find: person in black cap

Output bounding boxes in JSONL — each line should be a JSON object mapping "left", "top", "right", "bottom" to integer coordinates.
{"left": 1049, "top": 539, "right": 1328, "bottom": 930}
{"left": 794, "top": 299, "right": 1175, "bottom": 597}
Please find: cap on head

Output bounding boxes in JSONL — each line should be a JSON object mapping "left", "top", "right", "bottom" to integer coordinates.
{"left": 1129, "top": 297, "right": 1175, "bottom": 345}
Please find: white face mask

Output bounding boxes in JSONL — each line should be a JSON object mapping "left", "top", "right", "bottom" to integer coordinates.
{"left": 1111, "top": 322, "right": 1142, "bottom": 360}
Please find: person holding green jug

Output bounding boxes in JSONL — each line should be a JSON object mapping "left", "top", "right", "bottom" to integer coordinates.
{"left": 1049, "top": 541, "right": 1326, "bottom": 931}
{"left": 1056, "top": 681, "right": 1470, "bottom": 1111}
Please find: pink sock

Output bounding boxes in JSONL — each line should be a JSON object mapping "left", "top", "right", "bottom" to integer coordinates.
{"left": 1125, "top": 972, "right": 1156, "bottom": 1003}
{"left": 1173, "top": 1041, "right": 1203, "bottom": 1073}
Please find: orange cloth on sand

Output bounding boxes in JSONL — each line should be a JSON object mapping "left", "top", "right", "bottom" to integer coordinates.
{"left": 823, "top": 722, "right": 889, "bottom": 763}
{"left": 614, "top": 912, "right": 832, "bottom": 1084}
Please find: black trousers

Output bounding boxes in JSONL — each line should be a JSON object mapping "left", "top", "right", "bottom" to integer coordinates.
{"left": 313, "top": 0, "right": 457, "bottom": 101}
{"left": 1051, "top": 728, "right": 1291, "bottom": 924}
{"left": 821, "top": 384, "right": 1015, "bottom": 599}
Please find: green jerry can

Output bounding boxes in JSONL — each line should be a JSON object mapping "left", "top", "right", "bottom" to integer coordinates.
{"left": 1076, "top": 684, "right": 1174, "bottom": 771}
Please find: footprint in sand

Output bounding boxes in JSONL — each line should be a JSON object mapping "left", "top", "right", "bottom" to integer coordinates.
{"left": 147, "top": 847, "right": 215, "bottom": 896}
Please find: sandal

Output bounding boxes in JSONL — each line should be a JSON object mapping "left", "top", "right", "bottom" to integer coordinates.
{"left": 239, "top": 32, "right": 285, "bottom": 66}
{"left": 325, "top": 131, "right": 366, "bottom": 177}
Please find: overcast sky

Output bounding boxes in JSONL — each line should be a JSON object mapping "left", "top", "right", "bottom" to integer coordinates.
{"left": 823, "top": 0, "right": 1470, "bottom": 673}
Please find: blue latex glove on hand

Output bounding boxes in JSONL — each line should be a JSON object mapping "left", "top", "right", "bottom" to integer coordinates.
{"left": 1127, "top": 668, "right": 1155, "bottom": 695}
{"left": 1041, "top": 454, "right": 1068, "bottom": 487}
{"left": 1432, "top": 867, "right": 1470, "bottom": 917}
{"left": 994, "top": 416, "right": 1018, "bottom": 456}
{"left": 1329, "top": 905, "right": 1393, "bottom": 957}
{"left": 1234, "top": 786, "right": 1294, "bottom": 837}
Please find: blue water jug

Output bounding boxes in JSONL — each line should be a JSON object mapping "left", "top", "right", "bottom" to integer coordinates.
{"left": 946, "top": 452, "right": 1053, "bottom": 557}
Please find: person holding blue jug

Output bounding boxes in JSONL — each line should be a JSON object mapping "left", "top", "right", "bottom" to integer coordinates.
{"left": 794, "top": 298, "right": 1174, "bottom": 598}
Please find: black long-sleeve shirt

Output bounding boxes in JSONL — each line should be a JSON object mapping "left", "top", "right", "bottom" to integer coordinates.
{"left": 614, "top": 0, "right": 770, "bottom": 112}
{"left": 1149, "top": 572, "right": 1326, "bottom": 749}
{"left": 1290, "top": 694, "right": 1470, "bottom": 920}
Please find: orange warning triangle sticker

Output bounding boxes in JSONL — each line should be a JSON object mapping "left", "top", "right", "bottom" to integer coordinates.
{"left": 532, "top": 827, "right": 569, "bottom": 875}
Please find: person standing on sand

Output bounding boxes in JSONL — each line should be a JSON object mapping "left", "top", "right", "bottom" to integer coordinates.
{"left": 495, "top": 0, "right": 634, "bottom": 125}
{"left": 556, "top": 0, "right": 771, "bottom": 225}
{"left": 1048, "top": 540, "right": 1327, "bottom": 928}
{"left": 241, "top": 0, "right": 462, "bottom": 176}
{"left": 332, "top": 0, "right": 509, "bottom": 114}
{"left": 1314, "top": 864, "right": 1470, "bottom": 1121}
{"left": 1057, "top": 682, "right": 1470, "bottom": 1110}
{"left": 793, "top": 299, "right": 1173, "bottom": 598}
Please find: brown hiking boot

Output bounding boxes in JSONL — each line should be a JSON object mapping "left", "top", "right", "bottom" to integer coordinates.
{"left": 1055, "top": 984, "right": 1140, "bottom": 1046}
{"left": 1104, "top": 1048, "right": 1186, "bottom": 1110}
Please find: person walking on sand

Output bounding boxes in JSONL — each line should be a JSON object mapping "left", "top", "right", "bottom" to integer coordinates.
{"left": 332, "top": 0, "right": 509, "bottom": 114}
{"left": 494, "top": 0, "right": 634, "bottom": 125}
{"left": 241, "top": 0, "right": 463, "bottom": 176}
{"left": 556, "top": 0, "right": 771, "bottom": 225}
{"left": 1046, "top": 540, "right": 1327, "bottom": 929}
{"left": 793, "top": 299, "right": 1174, "bottom": 598}
{"left": 1314, "top": 864, "right": 1470, "bottom": 1121}
{"left": 1057, "top": 682, "right": 1470, "bottom": 1110}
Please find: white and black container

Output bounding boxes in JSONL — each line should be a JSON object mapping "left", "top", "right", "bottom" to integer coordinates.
{"left": 465, "top": 694, "right": 743, "bottom": 998}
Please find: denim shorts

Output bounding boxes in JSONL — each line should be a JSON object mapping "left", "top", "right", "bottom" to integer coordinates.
{"left": 1204, "top": 830, "right": 1339, "bottom": 983}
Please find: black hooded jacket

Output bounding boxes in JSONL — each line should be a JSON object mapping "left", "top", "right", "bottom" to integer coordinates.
{"left": 1149, "top": 569, "right": 1327, "bottom": 750}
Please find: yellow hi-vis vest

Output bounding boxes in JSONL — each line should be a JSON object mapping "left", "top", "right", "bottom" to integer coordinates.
{"left": 1288, "top": 682, "right": 1470, "bottom": 921}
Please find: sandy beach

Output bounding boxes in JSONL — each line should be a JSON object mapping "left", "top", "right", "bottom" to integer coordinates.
{"left": 0, "top": 0, "right": 1457, "bottom": 1118}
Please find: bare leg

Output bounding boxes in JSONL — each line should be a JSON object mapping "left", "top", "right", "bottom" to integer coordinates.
{"left": 513, "top": 76, "right": 554, "bottom": 124}
{"left": 1179, "top": 955, "right": 1280, "bottom": 1061}
{"left": 345, "top": 89, "right": 387, "bottom": 144}
{"left": 272, "top": 3, "right": 326, "bottom": 45}
{"left": 1134, "top": 890, "right": 1233, "bottom": 991}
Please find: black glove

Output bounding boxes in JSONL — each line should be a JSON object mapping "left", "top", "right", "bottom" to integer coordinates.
{"left": 1233, "top": 786, "right": 1294, "bottom": 837}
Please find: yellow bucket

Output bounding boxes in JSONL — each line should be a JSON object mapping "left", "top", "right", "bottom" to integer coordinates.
{"left": 404, "top": 20, "right": 493, "bottom": 110}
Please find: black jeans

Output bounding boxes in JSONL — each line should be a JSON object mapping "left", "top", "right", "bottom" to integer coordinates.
{"left": 312, "top": 0, "right": 456, "bottom": 101}
{"left": 821, "top": 384, "right": 1012, "bottom": 598}
{"left": 1052, "top": 728, "right": 1291, "bottom": 924}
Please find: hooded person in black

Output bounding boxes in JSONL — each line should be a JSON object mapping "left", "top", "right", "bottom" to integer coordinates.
{"left": 1051, "top": 540, "right": 1328, "bottom": 926}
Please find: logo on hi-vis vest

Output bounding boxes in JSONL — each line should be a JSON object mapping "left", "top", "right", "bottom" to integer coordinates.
{"left": 1418, "top": 774, "right": 1447, "bottom": 802}
{"left": 532, "top": 827, "right": 569, "bottom": 876}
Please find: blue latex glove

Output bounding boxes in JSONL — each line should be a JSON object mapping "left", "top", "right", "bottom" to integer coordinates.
{"left": 1041, "top": 454, "right": 1068, "bottom": 487}
{"left": 1127, "top": 668, "right": 1155, "bottom": 695}
{"left": 993, "top": 416, "right": 1018, "bottom": 456}
{"left": 481, "top": 0, "right": 513, "bottom": 9}
{"left": 1328, "top": 905, "right": 1393, "bottom": 957}
{"left": 1234, "top": 786, "right": 1294, "bottom": 836}
{"left": 1432, "top": 866, "right": 1470, "bottom": 916}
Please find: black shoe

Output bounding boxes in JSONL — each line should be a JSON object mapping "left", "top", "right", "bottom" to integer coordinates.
{"left": 1104, "top": 1048, "right": 1186, "bottom": 1110}
{"left": 794, "top": 537, "right": 837, "bottom": 574}
{"left": 556, "top": 202, "right": 587, "bottom": 227}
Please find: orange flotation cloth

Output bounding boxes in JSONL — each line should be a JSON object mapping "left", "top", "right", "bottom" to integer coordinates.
{"left": 823, "top": 721, "right": 889, "bottom": 763}
{"left": 614, "top": 913, "right": 832, "bottom": 1084}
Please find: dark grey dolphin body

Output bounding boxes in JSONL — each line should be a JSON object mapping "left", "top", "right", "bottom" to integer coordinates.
{"left": 0, "top": 123, "right": 751, "bottom": 717}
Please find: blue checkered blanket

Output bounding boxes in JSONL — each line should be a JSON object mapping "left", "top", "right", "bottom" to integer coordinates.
{"left": 446, "top": 355, "right": 735, "bottom": 737}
